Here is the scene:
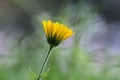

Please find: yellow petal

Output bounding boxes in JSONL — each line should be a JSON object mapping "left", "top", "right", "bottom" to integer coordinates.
{"left": 42, "top": 21, "right": 48, "bottom": 36}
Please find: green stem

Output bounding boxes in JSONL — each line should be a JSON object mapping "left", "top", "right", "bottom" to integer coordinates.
{"left": 37, "top": 46, "right": 53, "bottom": 80}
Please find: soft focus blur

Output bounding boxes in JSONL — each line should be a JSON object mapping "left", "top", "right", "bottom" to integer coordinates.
{"left": 1, "top": 0, "right": 120, "bottom": 80}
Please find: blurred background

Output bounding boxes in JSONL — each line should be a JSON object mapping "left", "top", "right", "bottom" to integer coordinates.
{"left": 1, "top": 0, "right": 120, "bottom": 80}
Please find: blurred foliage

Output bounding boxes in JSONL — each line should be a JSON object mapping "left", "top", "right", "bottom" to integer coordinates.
{"left": 0, "top": 0, "right": 120, "bottom": 80}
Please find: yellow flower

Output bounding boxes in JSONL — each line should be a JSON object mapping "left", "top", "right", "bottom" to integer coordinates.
{"left": 42, "top": 20, "right": 74, "bottom": 47}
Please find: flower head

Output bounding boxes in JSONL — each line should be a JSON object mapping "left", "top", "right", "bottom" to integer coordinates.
{"left": 42, "top": 20, "right": 74, "bottom": 47}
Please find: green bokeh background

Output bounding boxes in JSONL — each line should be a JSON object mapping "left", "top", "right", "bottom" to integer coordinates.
{"left": 0, "top": 0, "right": 120, "bottom": 80}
